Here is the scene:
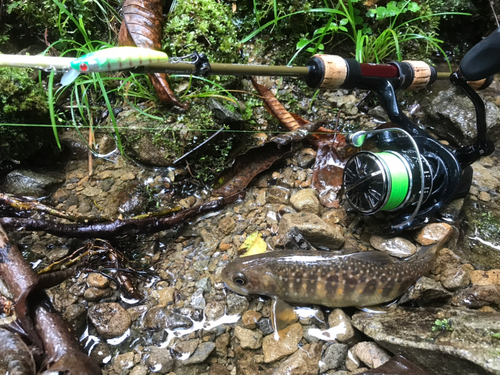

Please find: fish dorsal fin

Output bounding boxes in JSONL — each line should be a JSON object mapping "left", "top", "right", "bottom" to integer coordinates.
{"left": 349, "top": 251, "right": 394, "bottom": 264}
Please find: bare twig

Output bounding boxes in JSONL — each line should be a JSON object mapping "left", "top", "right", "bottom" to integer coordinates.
{"left": 0, "top": 192, "right": 245, "bottom": 238}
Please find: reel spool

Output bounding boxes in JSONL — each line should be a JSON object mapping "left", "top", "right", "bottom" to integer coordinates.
{"left": 343, "top": 129, "right": 433, "bottom": 230}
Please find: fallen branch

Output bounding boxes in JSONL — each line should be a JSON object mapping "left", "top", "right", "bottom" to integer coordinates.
{"left": 0, "top": 192, "right": 245, "bottom": 238}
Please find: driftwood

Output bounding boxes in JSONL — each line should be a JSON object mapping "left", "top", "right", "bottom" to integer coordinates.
{"left": 0, "top": 225, "right": 101, "bottom": 374}
{"left": 0, "top": 192, "right": 245, "bottom": 238}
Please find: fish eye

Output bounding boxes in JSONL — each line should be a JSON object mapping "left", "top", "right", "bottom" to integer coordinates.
{"left": 233, "top": 272, "right": 247, "bottom": 286}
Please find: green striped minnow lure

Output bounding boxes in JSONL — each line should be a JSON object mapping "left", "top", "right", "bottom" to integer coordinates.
{"left": 61, "top": 46, "right": 169, "bottom": 86}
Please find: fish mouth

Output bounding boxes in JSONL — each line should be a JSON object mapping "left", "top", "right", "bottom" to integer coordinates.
{"left": 223, "top": 281, "right": 249, "bottom": 296}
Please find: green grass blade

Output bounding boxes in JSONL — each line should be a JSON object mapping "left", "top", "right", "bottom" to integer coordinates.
{"left": 47, "top": 69, "right": 61, "bottom": 149}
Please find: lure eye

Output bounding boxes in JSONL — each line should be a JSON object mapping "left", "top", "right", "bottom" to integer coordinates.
{"left": 79, "top": 62, "right": 88, "bottom": 72}
{"left": 233, "top": 273, "right": 247, "bottom": 286}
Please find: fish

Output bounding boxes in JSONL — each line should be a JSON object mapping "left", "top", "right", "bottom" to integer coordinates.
{"left": 222, "top": 234, "right": 449, "bottom": 310}
{"left": 61, "top": 46, "right": 169, "bottom": 86}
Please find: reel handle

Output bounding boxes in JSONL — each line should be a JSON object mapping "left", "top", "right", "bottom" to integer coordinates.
{"left": 459, "top": 27, "right": 500, "bottom": 81}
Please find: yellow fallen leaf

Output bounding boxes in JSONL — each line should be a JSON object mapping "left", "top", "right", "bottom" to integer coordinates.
{"left": 239, "top": 231, "right": 267, "bottom": 256}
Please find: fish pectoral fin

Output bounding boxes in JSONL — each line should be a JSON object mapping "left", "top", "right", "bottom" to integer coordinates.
{"left": 271, "top": 297, "right": 298, "bottom": 338}
{"left": 355, "top": 305, "right": 388, "bottom": 314}
{"left": 350, "top": 250, "right": 393, "bottom": 264}
{"left": 61, "top": 69, "right": 81, "bottom": 86}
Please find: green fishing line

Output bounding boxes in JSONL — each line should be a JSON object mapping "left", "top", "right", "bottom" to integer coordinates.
{"left": 377, "top": 152, "right": 410, "bottom": 211}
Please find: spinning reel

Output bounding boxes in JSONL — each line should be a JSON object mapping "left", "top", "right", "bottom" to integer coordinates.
{"left": 303, "top": 28, "right": 500, "bottom": 231}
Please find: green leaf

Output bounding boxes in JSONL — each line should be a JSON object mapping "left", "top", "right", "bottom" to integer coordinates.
{"left": 408, "top": 2, "right": 421, "bottom": 12}
{"left": 340, "top": 18, "right": 349, "bottom": 26}
{"left": 296, "top": 37, "right": 310, "bottom": 49}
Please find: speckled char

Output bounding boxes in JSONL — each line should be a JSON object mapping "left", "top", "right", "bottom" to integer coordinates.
{"left": 222, "top": 240, "right": 444, "bottom": 307}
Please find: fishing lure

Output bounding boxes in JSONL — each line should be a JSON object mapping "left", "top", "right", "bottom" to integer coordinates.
{"left": 61, "top": 46, "right": 169, "bottom": 86}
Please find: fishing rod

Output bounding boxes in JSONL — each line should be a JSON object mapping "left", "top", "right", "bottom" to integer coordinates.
{"left": 1, "top": 27, "right": 498, "bottom": 232}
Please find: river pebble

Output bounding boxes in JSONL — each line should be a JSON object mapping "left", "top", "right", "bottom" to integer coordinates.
{"left": 226, "top": 293, "right": 249, "bottom": 316}
{"left": 242, "top": 310, "right": 261, "bottom": 329}
{"left": 143, "top": 307, "right": 193, "bottom": 330}
{"left": 267, "top": 186, "right": 290, "bottom": 204}
{"left": 111, "top": 351, "right": 136, "bottom": 373}
{"left": 190, "top": 289, "right": 206, "bottom": 309}
{"left": 451, "top": 284, "right": 500, "bottom": 308}
{"left": 369, "top": 236, "right": 416, "bottom": 258}
{"left": 88, "top": 302, "right": 131, "bottom": 338}
{"left": 399, "top": 276, "right": 452, "bottom": 305}
{"left": 84, "top": 286, "right": 113, "bottom": 302}
{"left": 205, "top": 300, "right": 225, "bottom": 321}
{"left": 258, "top": 317, "right": 274, "bottom": 336}
{"left": 234, "top": 326, "right": 263, "bottom": 349}
{"left": 415, "top": 222, "right": 453, "bottom": 245}
{"left": 144, "top": 346, "right": 174, "bottom": 374}
{"left": 279, "top": 212, "right": 345, "bottom": 249}
{"left": 182, "top": 342, "right": 216, "bottom": 365}
{"left": 290, "top": 188, "right": 320, "bottom": 214}
{"left": 352, "top": 341, "right": 391, "bottom": 369}
{"left": 89, "top": 341, "right": 112, "bottom": 366}
{"left": 262, "top": 322, "right": 303, "bottom": 363}
{"left": 319, "top": 342, "right": 348, "bottom": 372}
{"left": 328, "top": 308, "right": 355, "bottom": 343}
{"left": 440, "top": 264, "right": 472, "bottom": 291}
{"left": 274, "top": 342, "right": 322, "bottom": 375}
{"left": 173, "top": 339, "right": 199, "bottom": 357}
{"left": 297, "top": 148, "right": 316, "bottom": 168}
{"left": 469, "top": 269, "right": 500, "bottom": 285}
{"left": 87, "top": 273, "right": 111, "bottom": 288}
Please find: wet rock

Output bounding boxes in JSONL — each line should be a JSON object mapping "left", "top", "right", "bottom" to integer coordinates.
{"left": 215, "top": 332, "right": 230, "bottom": 356}
{"left": 274, "top": 342, "right": 322, "bottom": 375}
{"left": 88, "top": 302, "right": 131, "bottom": 339}
{"left": 234, "top": 326, "right": 263, "bottom": 349}
{"left": 352, "top": 307, "right": 500, "bottom": 375}
{"left": 173, "top": 339, "right": 199, "bottom": 358}
{"left": 87, "top": 273, "right": 111, "bottom": 289}
{"left": 242, "top": 310, "right": 261, "bottom": 329}
{"left": 345, "top": 348, "right": 361, "bottom": 371}
{"left": 439, "top": 198, "right": 465, "bottom": 222}
{"left": 352, "top": 341, "right": 391, "bottom": 369}
{"left": 64, "top": 303, "right": 87, "bottom": 334}
{"left": 129, "top": 364, "right": 148, "bottom": 375}
{"left": 451, "top": 284, "right": 500, "bottom": 308}
{"left": 112, "top": 351, "right": 136, "bottom": 373}
{"left": 208, "top": 98, "right": 243, "bottom": 124}
{"left": 469, "top": 269, "right": 500, "bottom": 285}
{"left": 426, "top": 86, "right": 500, "bottom": 144}
{"left": 369, "top": 236, "right": 416, "bottom": 258}
{"left": 282, "top": 227, "right": 315, "bottom": 251}
{"left": 190, "top": 289, "right": 206, "bottom": 309}
{"left": 205, "top": 300, "right": 225, "bottom": 321}
{"left": 84, "top": 287, "right": 113, "bottom": 302}
{"left": 319, "top": 342, "right": 348, "bottom": 372}
{"left": 1, "top": 169, "right": 63, "bottom": 197}
{"left": 144, "top": 307, "right": 193, "bottom": 330}
{"left": 262, "top": 322, "right": 303, "bottom": 363}
{"left": 432, "top": 248, "right": 461, "bottom": 275}
{"left": 226, "top": 293, "right": 249, "bottom": 316}
{"left": 182, "top": 342, "right": 216, "bottom": 365}
{"left": 195, "top": 277, "right": 211, "bottom": 292}
{"left": 440, "top": 265, "right": 471, "bottom": 291}
{"left": 297, "top": 148, "right": 316, "bottom": 168}
{"left": 258, "top": 317, "right": 274, "bottom": 336}
{"left": 90, "top": 341, "right": 112, "bottom": 366}
{"left": 267, "top": 186, "right": 290, "bottom": 204}
{"left": 290, "top": 188, "right": 320, "bottom": 214}
{"left": 46, "top": 248, "right": 69, "bottom": 262}
{"left": 321, "top": 208, "right": 347, "bottom": 226}
{"left": 279, "top": 212, "right": 345, "bottom": 250}
{"left": 415, "top": 223, "right": 453, "bottom": 246}
{"left": 399, "top": 277, "right": 452, "bottom": 305}
{"left": 218, "top": 216, "right": 236, "bottom": 235}
{"left": 328, "top": 308, "right": 356, "bottom": 343}
{"left": 156, "top": 286, "right": 175, "bottom": 306}
{"left": 145, "top": 346, "right": 174, "bottom": 374}
{"left": 209, "top": 363, "right": 230, "bottom": 375}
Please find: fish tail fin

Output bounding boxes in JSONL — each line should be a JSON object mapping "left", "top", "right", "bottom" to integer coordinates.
{"left": 60, "top": 69, "right": 80, "bottom": 86}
